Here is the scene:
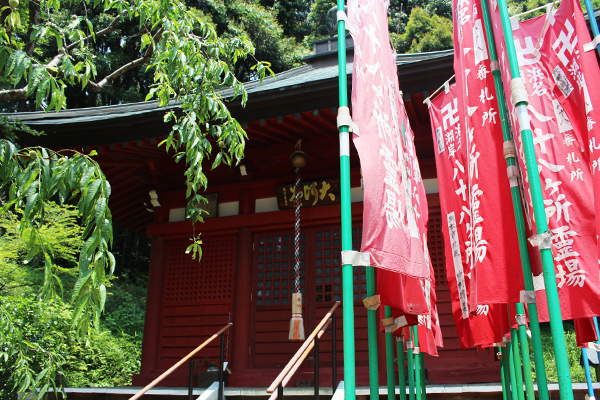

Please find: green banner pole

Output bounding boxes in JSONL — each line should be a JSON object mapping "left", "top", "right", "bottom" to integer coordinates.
{"left": 335, "top": 2, "right": 356, "bottom": 399}
{"left": 501, "top": 346, "right": 513, "bottom": 400}
{"left": 407, "top": 336, "right": 416, "bottom": 400}
{"left": 413, "top": 326, "right": 422, "bottom": 400}
{"left": 511, "top": 328, "right": 525, "bottom": 400}
{"left": 367, "top": 267, "right": 380, "bottom": 400}
{"left": 491, "top": 0, "right": 574, "bottom": 398}
{"left": 385, "top": 307, "right": 396, "bottom": 400}
{"left": 515, "top": 304, "right": 535, "bottom": 400}
{"left": 419, "top": 344, "right": 426, "bottom": 400}
{"left": 499, "top": 347, "right": 509, "bottom": 400}
{"left": 478, "top": 1, "right": 550, "bottom": 398}
{"left": 506, "top": 339, "right": 519, "bottom": 400}
{"left": 398, "top": 337, "right": 407, "bottom": 400}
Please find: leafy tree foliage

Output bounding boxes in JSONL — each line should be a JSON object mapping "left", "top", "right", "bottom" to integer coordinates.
{"left": 0, "top": 0, "right": 271, "bottom": 397}
{"left": 305, "top": 0, "right": 336, "bottom": 41}
{"left": 0, "top": 293, "right": 143, "bottom": 399}
{"left": 258, "top": 0, "right": 312, "bottom": 40}
{"left": 392, "top": 7, "right": 453, "bottom": 54}
{"left": 190, "top": 0, "right": 310, "bottom": 80}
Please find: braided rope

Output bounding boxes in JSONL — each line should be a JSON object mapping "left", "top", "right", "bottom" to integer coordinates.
{"left": 294, "top": 167, "right": 301, "bottom": 294}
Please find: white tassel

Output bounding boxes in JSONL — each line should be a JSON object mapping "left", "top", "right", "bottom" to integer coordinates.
{"left": 289, "top": 314, "right": 305, "bottom": 341}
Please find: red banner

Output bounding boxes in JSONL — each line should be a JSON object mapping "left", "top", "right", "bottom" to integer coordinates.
{"left": 452, "top": 0, "right": 525, "bottom": 309}
{"left": 487, "top": 2, "right": 600, "bottom": 321}
{"left": 348, "top": 0, "right": 430, "bottom": 282}
{"left": 539, "top": 0, "right": 600, "bottom": 261}
{"left": 428, "top": 83, "right": 509, "bottom": 348}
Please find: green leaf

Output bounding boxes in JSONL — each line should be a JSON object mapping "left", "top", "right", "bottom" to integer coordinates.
{"left": 84, "top": 179, "right": 102, "bottom": 214}
{"left": 94, "top": 197, "right": 106, "bottom": 227}
{"left": 24, "top": 192, "right": 39, "bottom": 220}
{"left": 71, "top": 293, "right": 91, "bottom": 324}
{"left": 140, "top": 33, "right": 151, "bottom": 51}
{"left": 71, "top": 270, "right": 93, "bottom": 302}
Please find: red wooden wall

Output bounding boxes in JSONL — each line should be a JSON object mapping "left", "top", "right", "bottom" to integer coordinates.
{"left": 134, "top": 198, "right": 501, "bottom": 387}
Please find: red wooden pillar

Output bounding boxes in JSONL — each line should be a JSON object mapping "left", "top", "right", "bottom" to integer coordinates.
{"left": 231, "top": 227, "right": 253, "bottom": 372}
{"left": 239, "top": 187, "right": 255, "bottom": 215}
{"left": 231, "top": 188, "right": 255, "bottom": 371}
{"left": 140, "top": 235, "right": 167, "bottom": 374}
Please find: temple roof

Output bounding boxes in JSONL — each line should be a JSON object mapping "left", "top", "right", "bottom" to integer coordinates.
{"left": 12, "top": 49, "right": 453, "bottom": 148}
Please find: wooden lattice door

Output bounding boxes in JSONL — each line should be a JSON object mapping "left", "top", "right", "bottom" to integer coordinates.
{"left": 249, "top": 225, "right": 369, "bottom": 370}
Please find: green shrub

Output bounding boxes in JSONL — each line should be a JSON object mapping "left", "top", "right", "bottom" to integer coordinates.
{"left": 530, "top": 323, "right": 586, "bottom": 383}
{"left": 0, "top": 293, "right": 142, "bottom": 399}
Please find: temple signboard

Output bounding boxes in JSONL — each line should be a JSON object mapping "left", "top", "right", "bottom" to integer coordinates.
{"left": 276, "top": 179, "right": 341, "bottom": 210}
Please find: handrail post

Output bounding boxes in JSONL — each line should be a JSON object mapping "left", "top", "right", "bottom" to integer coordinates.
{"left": 219, "top": 332, "right": 225, "bottom": 400}
{"left": 188, "top": 357, "right": 194, "bottom": 400}
{"left": 129, "top": 323, "right": 232, "bottom": 400}
{"left": 279, "top": 382, "right": 284, "bottom": 400}
{"left": 332, "top": 313, "right": 337, "bottom": 388}
{"left": 314, "top": 336, "right": 320, "bottom": 400}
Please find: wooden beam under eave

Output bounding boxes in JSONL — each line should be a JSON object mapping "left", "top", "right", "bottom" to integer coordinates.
{"left": 404, "top": 99, "right": 422, "bottom": 128}
{"left": 264, "top": 119, "right": 302, "bottom": 143}
{"left": 302, "top": 112, "right": 337, "bottom": 138}
{"left": 128, "top": 217, "right": 153, "bottom": 234}
{"left": 317, "top": 108, "right": 337, "bottom": 126}
{"left": 410, "top": 92, "right": 431, "bottom": 126}
{"left": 280, "top": 115, "right": 320, "bottom": 140}
{"left": 112, "top": 202, "right": 148, "bottom": 222}
{"left": 116, "top": 210, "right": 154, "bottom": 230}
{"left": 289, "top": 115, "right": 328, "bottom": 139}
{"left": 277, "top": 117, "right": 307, "bottom": 138}
{"left": 245, "top": 122, "right": 287, "bottom": 145}
{"left": 259, "top": 119, "right": 298, "bottom": 143}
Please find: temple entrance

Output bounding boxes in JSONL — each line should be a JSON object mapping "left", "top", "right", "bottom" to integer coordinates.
{"left": 249, "top": 225, "right": 369, "bottom": 371}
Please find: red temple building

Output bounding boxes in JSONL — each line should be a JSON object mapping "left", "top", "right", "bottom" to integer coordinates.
{"left": 16, "top": 37, "right": 503, "bottom": 389}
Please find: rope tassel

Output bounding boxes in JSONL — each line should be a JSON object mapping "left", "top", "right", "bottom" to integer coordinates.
{"left": 289, "top": 145, "right": 305, "bottom": 341}
{"left": 289, "top": 294, "right": 305, "bottom": 341}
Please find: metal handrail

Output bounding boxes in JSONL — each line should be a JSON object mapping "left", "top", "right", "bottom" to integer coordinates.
{"left": 267, "top": 319, "right": 331, "bottom": 400}
{"left": 266, "top": 301, "right": 340, "bottom": 398}
{"left": 129, "top": 323, "right": 233, "bottom": 400}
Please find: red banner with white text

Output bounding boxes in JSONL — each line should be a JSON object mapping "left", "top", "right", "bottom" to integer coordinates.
{"left": 348, "top": 0, "right": 430, "bottom": 286}
{"left": 452, "top": 0, "right": 525, "bottom": 310}
{"left": 487, "top": 1, "right": 600, "bottom": 320}
{"left": 428, "top": 83, "right": 509, "bottom": 348}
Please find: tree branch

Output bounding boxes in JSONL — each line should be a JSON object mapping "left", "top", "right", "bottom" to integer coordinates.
{"left": 24, "top": 1, "right": 42, "bottom": 56}
{"left": 87, "top": 28, "right": 163, "bottom": 92}
{"left": 0, "top": 19, "right": 159, "bottom": 102}
{"left": 65, "top": 14, "right": 122, "bottom": 53}
{"left": 0, "top": 87, "right": 27, "bottom": 101}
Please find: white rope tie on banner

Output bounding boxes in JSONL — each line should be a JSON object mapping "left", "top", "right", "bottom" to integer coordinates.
{"left": 507, "top": 166, "right": 520, "bottom": 187}
{"left": 588, "top": 342, "right": 600, "bottom": 352}
{"left": 516, "top": 314, "right": 527, "bottom": 326}
{"left": 528, "top": 230, "right": 552, "bottom": 250}
{"left": 510, "top": 15, "right": 520, "bottom": 30}
{"left": 422, "top": 74, "right": 456, "bottom": 104}
{"left": 520, "top": 290, "right": 537, "bottom": 304}
{"left": 341, "top": 250, "right": 370, "bottom": 266}
{"left": 584, "top": 35, "right": 600, "bottom": 52}
{"left": 490, "top": 60, "right": 500, "bottom": 71}
{"left": 511, "top": 78, "right": 528, "bottom": 105}
{"left": 337, "top": 106, "right": 359, "bottom": 135}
